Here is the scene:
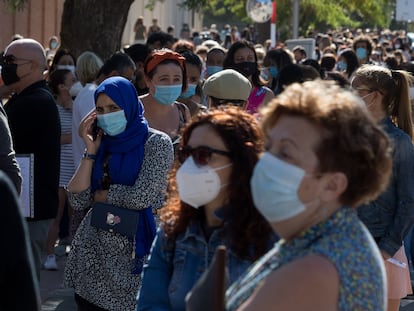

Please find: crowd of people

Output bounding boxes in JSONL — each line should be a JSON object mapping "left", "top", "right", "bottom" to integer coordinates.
{"left": 1, "top": 23, "right": 414, "bottom": 311}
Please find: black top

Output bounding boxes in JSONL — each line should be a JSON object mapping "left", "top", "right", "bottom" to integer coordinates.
{"left": 0, "top": 171, "right": 40, "bottom": 310}
{"left": 0, "top": 104, "right": 22, "bottom": 193}
{"left": 5, "top": 80, "right": 61, "bottom": 220}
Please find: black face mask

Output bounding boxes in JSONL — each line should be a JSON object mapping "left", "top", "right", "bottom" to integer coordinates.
{"left": 232, "top": 62, "right": 257, "bottom": 77}
{"left": 1, "top": 63, "right": 20, "bottom": 85}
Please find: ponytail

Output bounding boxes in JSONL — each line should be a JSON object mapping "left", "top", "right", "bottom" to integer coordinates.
{"left": 390, "top": 70, "right": 413, "bottom": 141}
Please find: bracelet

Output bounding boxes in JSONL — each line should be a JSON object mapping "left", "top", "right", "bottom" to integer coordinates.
{"left": 83, "top": 151, "right": 96, "bottom": 161}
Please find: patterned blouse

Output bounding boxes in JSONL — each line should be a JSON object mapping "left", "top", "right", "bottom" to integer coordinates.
{"left": 226, "top": 207, "right": 386, "bottom": 311}
{"left": 64, "top": 129, "right": 173, "bottom": 311}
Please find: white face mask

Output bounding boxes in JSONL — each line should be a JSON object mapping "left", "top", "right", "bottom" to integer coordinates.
{"left": 57, "top": 65, "right": 75, "bottom": 73}
{"left": 361, "top": 92, "right": 375, "bottom": 107}
{"left": 69, "top": 81, "right": 82, "bottom": 97}
{"left": 176, "top": 156, "right": 232, "bottom": 208}
{"left": 250, "top": 152, "right": 308, "bottom": 222}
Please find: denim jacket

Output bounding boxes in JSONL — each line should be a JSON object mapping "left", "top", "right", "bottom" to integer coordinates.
{"left": 136, "top": 218, "right": 258, "bottom": 311}
{"left": 358, "top": 117, "right": 414, "bottom": 257}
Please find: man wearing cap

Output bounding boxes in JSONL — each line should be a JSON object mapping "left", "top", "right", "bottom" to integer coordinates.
{"left": 202, "top": 69, "right": 252, "bottom": 109}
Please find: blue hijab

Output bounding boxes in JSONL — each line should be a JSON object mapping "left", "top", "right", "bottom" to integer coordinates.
{"left": 91, "top": 77, "right": 148, "bottom": 192}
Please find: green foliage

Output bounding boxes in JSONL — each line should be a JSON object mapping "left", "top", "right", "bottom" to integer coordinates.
{"left": 2, "top": 0, "right": 27, "bottom": 11}
{"left": 180, "top": 0, "right": 395, "bottom": 37}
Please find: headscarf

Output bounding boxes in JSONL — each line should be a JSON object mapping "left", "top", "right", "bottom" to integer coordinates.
{"left": 91, "top": 76, "right": 148, "bottom": 192}
{"left": 144, "top": 49, "right": 185, "bottom": 74}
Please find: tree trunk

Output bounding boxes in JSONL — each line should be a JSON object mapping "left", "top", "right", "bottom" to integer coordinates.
{"left": 60, "top": 0, "right": 134, "bottom": 60}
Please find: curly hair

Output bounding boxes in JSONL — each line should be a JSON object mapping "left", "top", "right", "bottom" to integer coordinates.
{"left": 161, "top": 106, "right": 273, "bottom": 260}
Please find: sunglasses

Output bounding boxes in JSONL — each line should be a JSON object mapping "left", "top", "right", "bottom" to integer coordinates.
{"left": 178, "top": 145, "right": 232, "bottom": 166}
{"left": 0, "top": 54, "right": 31, "bottom": 66}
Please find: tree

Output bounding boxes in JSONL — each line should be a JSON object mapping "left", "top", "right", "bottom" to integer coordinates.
{"left": 3, "top": 0, "right": 134, "bottom": 60}
{"left": 178, "top": 0, "right": 395, "bottom": 40}
{"left": 60, "top": 0, "right": 134, "bottom": 60}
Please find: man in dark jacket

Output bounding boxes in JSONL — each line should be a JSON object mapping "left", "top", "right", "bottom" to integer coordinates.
{"left": 1, "top": 38, "right": 60, "bottom": 279}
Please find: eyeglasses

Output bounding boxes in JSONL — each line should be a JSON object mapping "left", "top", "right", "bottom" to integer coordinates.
{"left": 0, "top": 54, "right": 32, "bottom": 66}
{"left": 178, "top": 145, "right": 232, "bottom": 166}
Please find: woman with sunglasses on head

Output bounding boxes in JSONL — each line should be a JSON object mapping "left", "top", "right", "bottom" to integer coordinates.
{"left": 140, "top": 49, "right": 191, "bottom": 147}
{"left": 64, "top": 76, "right": 174, "bottom": 311}
{"left": 226, "top": 80, "right": 392, "bottom": 311}
{"left": 351, "top": 65, "right": 414, "bottom": 311}
{"left": 223, "top": 40, "right": 274, "bottom": 115}
{"left": 136, "top": 107, "right": 275, "bottom": 311}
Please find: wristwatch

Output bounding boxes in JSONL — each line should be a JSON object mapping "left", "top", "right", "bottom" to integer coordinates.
{"left": 83, "top": 151, "right": 97, "bottom": 161}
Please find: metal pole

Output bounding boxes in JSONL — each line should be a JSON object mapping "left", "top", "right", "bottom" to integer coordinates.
{"left": 292, "top": 0, "right": 299, "bottom": 39}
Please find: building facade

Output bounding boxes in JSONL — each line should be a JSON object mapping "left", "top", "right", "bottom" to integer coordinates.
{"left": 0, "top": 0, "right": 202, "bottom": 51}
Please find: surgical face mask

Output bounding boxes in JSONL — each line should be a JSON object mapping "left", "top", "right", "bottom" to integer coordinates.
{"left": 69, "top": 81, "right": 83, "bottom": 97}
{"left": 50, "top": 41, "right": 58, "bottom": 50}
{"left": 232, "top": 62, "right": 257, "bottom": 77}
{"left": 337, "top": 60, "right": 347, "bottom": 71}
{"left": 206, "top": 65, "right": 222, "bottom": 76}
{"left": 356, "top": 47, "right": 367, "bottom": 60}
{"left": 251, "top": 152, "right": 309, "bottom": 222}
{"left": 361, "top": 92, "right": 375, "bottom": 107}
{"left": 181, "top": 83, "right": 197, "bottom": 99}
{"left": 1, "top": 63, "right": 20, "bottom": 85}
{"left": 57, "top": 65, "right": 75, "bottom": 73}
{"left": 176, "top": 156, "right": 232, "bottom": 208}
{"left": 260, "top": 69, "right": 269, "bottom": 81}
{"left": 269, "top": 66, "right": 279, "bottom": 78}
{"left": 395, "top": 44, "right": 401, "bottom": 49}
{"left": 153, "top": 84, "right": 182, "bottom": 105}
{"left": 96, "top": 110, "right": 127, "bottom": 136}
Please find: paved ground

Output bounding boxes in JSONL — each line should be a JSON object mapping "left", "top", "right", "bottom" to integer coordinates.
{"left": 40, "top": 246, "right": 76, "bottom": 311}
{"left": 40, "top": 245, "right": 414, "bottom": 311}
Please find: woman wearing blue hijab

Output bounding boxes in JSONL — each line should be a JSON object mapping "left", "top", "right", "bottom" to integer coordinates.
{"left": 65, "top": 77, "right": 174, "bottom": 311}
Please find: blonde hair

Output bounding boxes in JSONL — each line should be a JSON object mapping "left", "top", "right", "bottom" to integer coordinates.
{"left": 76, "top": 51, "right": 103, "bottom": 86}
{"left": 353, "top": 64, "right": 414, "bottom": 140}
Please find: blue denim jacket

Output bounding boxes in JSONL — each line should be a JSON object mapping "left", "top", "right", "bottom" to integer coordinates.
{"left": 136, "top": 219, "right": 262, "bottom": 311}
{"left": 358, "top": 117, "right": 414, "bottom": 256}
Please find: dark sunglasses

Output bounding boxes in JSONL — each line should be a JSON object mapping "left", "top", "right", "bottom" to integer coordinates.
{"left": 0, "top": 54, "right": 31, "bottom": 66}
{"left": 178, "top": 145, "right": 232, "bottom": 166}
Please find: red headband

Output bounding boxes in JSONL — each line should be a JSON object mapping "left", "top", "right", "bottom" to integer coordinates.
{"left": 145, "top": 49, "right": 185, "bottom": 74}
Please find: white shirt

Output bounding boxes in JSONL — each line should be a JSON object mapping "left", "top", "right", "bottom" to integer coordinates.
{"left": 72, "top": 83, "right": 97, "bottom": 169}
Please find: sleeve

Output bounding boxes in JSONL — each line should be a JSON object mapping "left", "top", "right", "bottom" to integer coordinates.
{"left": 0, "top": 172, "right": 40, "bottom": 310}
{"left": 137, "top": 227, "right": 173, "bottom": 311}
{"left": 108, "top": 131, "right": 174, "bottom": 210}
{"left": 379, "top": 135, "right": 414, "bottom": 256}
{"left": 0, "top": 105, "right": 22, "bottom": 194}
{"left": 67, "top": 188, "right": 93, "bottom": 211}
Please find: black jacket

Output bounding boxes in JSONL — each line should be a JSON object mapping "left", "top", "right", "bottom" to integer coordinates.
{"left": 5, "top": 80, "right": 60, "bottom": 220}
{"left": 0, "top": 171, "right": 41, "bottom": 310}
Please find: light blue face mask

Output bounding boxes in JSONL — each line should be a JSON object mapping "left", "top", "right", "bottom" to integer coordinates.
{"left": 153, "top": 84, "right": 182, "bottom": 105}
{"left": 337, "top": 60, "right": 347, "bottom": 71}
{"left": 97, "top": 110, "right": 127, "bottom": 136}
{"left": 181, "top": 83, "right": 197, "bottom": 99}
{"left": 206, "top": 65, "right": 222, "bottom": 76}
{"left": 356, "top": 47, "right": 367, "bottom": 60}
{"left": 269, "top": 66, "right": 279, "bottom": 78}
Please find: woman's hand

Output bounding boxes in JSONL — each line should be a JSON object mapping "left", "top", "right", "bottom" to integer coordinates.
{"left": 79, "top": 111, "right": 102, "bottom": 154}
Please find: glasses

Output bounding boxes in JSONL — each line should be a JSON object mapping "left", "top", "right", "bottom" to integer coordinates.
{"left": 0, "top": 54, "right": 32, "bottom": 66}
{"left": 178, "top": 145, "right": 232, "bottom": 166}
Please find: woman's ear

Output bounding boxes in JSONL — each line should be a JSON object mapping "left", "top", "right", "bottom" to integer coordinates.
{"left": 319, "top": 172, "right": 348, "bottom": 203}
{"left": 145, "top": 76, "right": 154, "bottom": 94}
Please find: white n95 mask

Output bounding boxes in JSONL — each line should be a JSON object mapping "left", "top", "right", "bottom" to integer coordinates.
{"left": 250, "top": 152, "right": 307, "bottom": 222}
{"left": 176, "top": 156, "right": 231, "bottom": 208}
